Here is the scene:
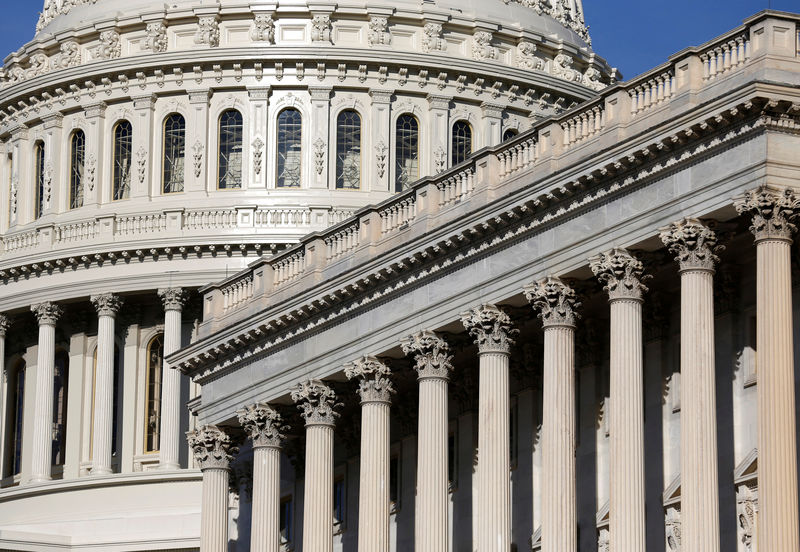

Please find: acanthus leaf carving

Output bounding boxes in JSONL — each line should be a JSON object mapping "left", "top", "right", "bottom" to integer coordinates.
{"left": 85, "top": 154, "right": 97, "bottom": 191}
{"left": 194, "top": 16, "right": 220, "bottom": 47}
{"left": 291, "top": 379, "right": 340, "bottom": 426}
{"left": 51, "top": 41, "right": 81, "bottom": 70}
{"left": 136, "top": 146, "right": 147, "bottom": 184}
{"left": 375, "top": 140, "right": 387, "bottom": 179}
{"left": 517, "top": 41, "right": 544, "bottom": 71}
{"left": 400, "top": 330, "right": 453, "bottom": 380}
{"left": 552, "top": 53, "right": 582, "bottom": 83}
{"left": 31, "top": 301, "right": 63, "bottom": 326}
{"left": 237, "top": 402, "right": 287, "bottom": 448}
{"left": 434, "top": 145, "right": 446, "bottom": 174}
{"left": 523, "top": 276, "right": 581, "bottom": 328}
{"left": 736, "top": 484, "right": 757, "bottom": 551}
{"left": 344, "top": 356, "right": 394, "bottom": 404}
{"left": 186, "top": 425, "right": 235, "bottom": 470}
{"left": 310, "top": 15, "right": 331, "bottom": 43}
{"left": 422, "top": 23, "right": 445, "bottom": 53}
{"left": 472, "top": 31, "right": 497, "bottom": 61}
{"left": 192, "top": 141, "right": 204, "bottom": 178}
{"left": 460, "top": 303, "right": 518, "bottom": 354}
{"left": 367, "top": 17, "right": 391, "bottom": 47}
{"left": 665, "top": 506, "right": 682, "bottom": 551}
{"left": 144, "top": 21, "right": 168, "bottom": 53}
{"left": 158, "top": 287, "right": 188, "bottom": 311}
{"left": 313, "top": 137, "right": 326, "bottom": 175}
{"left": 659, "top": 218, "right": 720, "bottom": 272}
{"left": 582, "top": 66, "right": 606, "bottom": 91}
{"left": 90, "top": 293, "right": 124, "bottom": 317}
{"left": 589, "top": 247, "right": 649, "bottom": 301}
{"left": 250, "top": 13, "right": 275, "bottom": 43}
{"left": 734, "top": 185, "right": 799, "bottom": 242}
{"left": 94, "top": 30, "right": 121, "bottom": 60}
{"left": 252, "top": 137, "right": 264, "bottom": 176}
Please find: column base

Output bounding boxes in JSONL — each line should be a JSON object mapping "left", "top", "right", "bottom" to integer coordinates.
{"left": 159, "top": 462, "right": 181, "bottom": 471}
{"left": 27, "top": 475, "right": 52, "bottom": 484}
{"left": 90, "top": 467, "right": 113, "bottom": 476}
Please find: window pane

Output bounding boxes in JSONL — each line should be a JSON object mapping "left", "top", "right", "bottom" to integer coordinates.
{"left": 113, "top": 121, "right": 133, "bottom": 201}
{"left": 70, "top": 131, "right": 85, "bottom": 209}
{"left": 163, "top": 114, "right": 186, "bottom": 194}
{"left": 145, "top": 335, "right": 164, "bottom": 453}
{"left": 218, "top": 110, "right": 243, "bottom": 189}
{"left": 52, "top": 351, "right": 69, "bottom": 466}
{"left": 395, "top": 114, "right": 419, "bottom": 192}
{"left": 34, "top": 142, "right": 45, "bottom": 219}
{"left": 277, "top": 109, "right": 302, "bottom": 188}
{"left": 452, "top": 121, "right": 472, "bottom": 166}
{"left": 336, "top": 110, "right": 361, "bottom": 190}
{"left": 280, "top": 496, "right": 293, "bottom": 544}
{"left": 502, "top": 128, "right": 518, "bottom": 142}
{"left": 12, "top": 362, "right": 25, "bottom": 476}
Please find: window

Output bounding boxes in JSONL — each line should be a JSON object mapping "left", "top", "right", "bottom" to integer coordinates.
{"left": 276, "top": 108, "right": 302, "bottom": 188}
{"left": 145, "top": 335, "right": 164, "bottom": 453}
{"left": 162, "top": 114, "right": 186, "bottom": 194}
{"left": 503, "top": 128, "right": 519, "bottom": 142}
{"left": 218, "top": 110, "right": 243, "bottom": 189}
{"left": 448, "top": 426, "right": 457, "bottom": 492}
{"left": 395, "top": 114, "right": 419, "bottom": 192}
{"left": 5, "top": 360, "right": 25, "bottom": 478}
{"left": 389, "top": 452, "right": 401, "bottom": 513}
{"left": 280, "top": 495, "right": 293, "bottom": 545}
{"left": 335, "top": 110, "right": 362, "bottom": 190}
{"left": 69, "top": 130, "right": 85, "bottom": 209}
{"left": 333, "top": 475, "right": 346, "bottom": 533}
{"left": 112, "top": 121, "right": 133, "bottom": 201}
{"left": 34, "top": 141, "right": 45, "bottom": 219}
{"left": 52, "top": 351, "right": 69, "bottom": 467}
{"left": 509, "top": 397, "right": 518, "bottom": 469}
{"left": 451, "top": 121, "right": 472, "bottom": 166}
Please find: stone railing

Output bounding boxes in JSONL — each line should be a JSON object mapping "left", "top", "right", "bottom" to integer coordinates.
{"left": 115, "top": 213, "right": 167, "bottom": 237}
{"left": 272, "top": 249, "right": 306, "bottom": 288}
{"left": 54, "top": 219, "right": 97, "bottom": 244}
{"left": 561, "top": 102, "right": 604, "bottom": 148}
{"left": 379, "top": 195, "right": 417, "bottom": 235}
{"left": 222, "top": 273, "right": 255, "bottom": 313}
{"left": 700, "top": 32, "right": 751, "bottom": 82}
{"left": 184, "top": 209, "right": 237, "bottom": 231}
{"left": 326, "top": 223, "right": 360, "bottom": 261}
{"left": 1, "top": 228, "right": 39, "bottom": 254}
{"left": 498, "top": 136, "right": 538, "bottom": 179}
{"left": 628, "top": 70, "right": 675, "bottom": 117}
{"left": 438, "top": 165, "right": 476, "bottom": 208}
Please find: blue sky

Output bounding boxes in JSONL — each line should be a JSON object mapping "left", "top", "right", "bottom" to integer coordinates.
{"left": 1, "top": 1, "right": 797, "bottom": 80}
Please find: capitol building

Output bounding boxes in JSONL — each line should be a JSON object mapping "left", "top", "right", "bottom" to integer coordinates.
{"left": 0, "top": 0, "right": 799, "bottom": 551}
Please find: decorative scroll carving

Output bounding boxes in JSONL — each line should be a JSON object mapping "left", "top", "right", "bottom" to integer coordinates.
{"left": 734, "top": 186, "right": 799, "bottom": 241}
{"left": 144, "top": 21, "right": 168, "bottom": 53}
{"left": 95, "top": 30, "right": 121, "bottom": 60}
{"left": 660, "top": 218, "right": 720, "bottom": 271}
{"left": 582, "top": 66, "right": 605, "bottom": 91}
{"left": 194, "top": 16, "right": 220, "bottom": 47}
{"left": 26, "top": 53, "right": 50, "bottom": 79}
{"left": 9, "top": 173, "right": 18, "bottom": 219}
{"left": 252, "top": 137, "right": 264, "bottom": 175}
{"left": 187, "top": 425, "right": 234, "bottom": 470}
{"left": 192, "top": 141, "right": 204, "bottom": 178}
{"left": 31, "top": 302, "right": 63, "bottom": 325}
{"left": 517, "top": 41, "right": 544, "bottom": 70}
{"left": 736, "top": 484, "right": 757, "bottom": 551}
{"left": 344, "top": 356, "right": 394, "bottom": 403}
{"left": 85, "top": 154, "right": 96, "bottom": 191}
{"left": 375, "top": 140, "right": 387, "bottom": 179}
{"left": 523, "top": 276, "right": 580, "bottom": 328}
{"left": 472, "top": 31, "right": 497, "bottom": 61}
{"left": 460, "top": 303, "right": 518, "bottom": 354}
{"left": 51, "top": 41, "right": 81, "bottom": 70}
{"left": 0, "top": 314, "right": 11, "bottom": 337}
{"left": 590, "top": 248, "right": 648, "bottom": 301}
{"left": 367, "top": 17, "right": 391, "bottom": 47}
{"left": 434, "top": 145, "right": 446, "bottom": 174}
{"left": 136, "top": 146, "right": 147, "bottom": 184}
{"left": 291, "top": 379, "right": 340, "bottom": 426}
{"left": 422, "top": 23, "right": 445, "bottom": 53}
{"left": 313, "top": 137, "right": 326, "bottom": 175}
{"left": 250, "top": 13, "right": 275, "bottom": 43}
{"left": 237, "top": 402, "right": 286, "bottom": 448}
{"left": 43, "top": 161, "right": 53, "bottom": 208}
{"left": 158, "top": 287, "right": 188, "bottom": 311}
{"left": 552, "top": 53, "right": 582, "bottom": 82}
{"left": 90, "top": 293, "right": 123, "bottom": 318}
{"left": 310, "top": 15, "right": 331, "bottom": 43}
{"left": 401, "top": 330, "right": 453, "bottom": 380}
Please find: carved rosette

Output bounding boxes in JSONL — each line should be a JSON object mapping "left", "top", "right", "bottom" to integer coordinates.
{"left": 523, "top": 276, "right": 580, "bottom": 328}
{"left": 659, "top": 218, "right": 720, "bottom": 272}
{"left": 460, "top": 304, "right": 518, "bottom": 354}
{"left": 400, "top": 330, "right": 453, "bottom": 381}
{"left": 589, "top": 248, "right": 648, "bottom": 302}
{"left": 31, "top": 302, "right": 63, "bottom": 326}
{"left": 734, "top": 186, "right": 799, "bottom": 242}
{"left": 344, "top": 356, "right": 394, "bottom": 404}
{"left": 186, "top": 425, "right": 235, "bottom": 470}
{"left": 158, "top": 287, "right": 188, "bottom": 312}
{"left": 237, "top": 402, "right": 286, "bottom": 449}
{"left": 0, "top": 314, "right": 10, "bottom": 338}
{"left": 90, "top": 293, "right": 124, "bottom": 318}
{"left": 291, "top": 379, "right": 340, "bottom": 426}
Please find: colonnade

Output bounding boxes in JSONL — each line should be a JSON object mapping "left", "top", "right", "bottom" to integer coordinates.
{"left": 0, "top": 287, "right": 188, "bottom": 482}
{"left": 188, "top": 186, "right": 796, "bottom": 551}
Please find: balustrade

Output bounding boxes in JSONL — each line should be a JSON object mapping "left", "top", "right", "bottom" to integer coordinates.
{"left": 222, "top": 274, "right": 255, "bottom": 312}
{"left": 438, "top": 166, "right": 475, "bottom": 207}
{"left": 498, "top": 137, "right": 538, "bottom": 179}
{"left": 115, "top": 213, "right": 167, "bottom": 236}
{"left": 629, "top": 71, "right": 675, "bottom": 116}
{"left": 272, "top": 250, "right": 306, "bottom": 287}
{"left": 700, "top": 34, "right": 750, "bottom": 81}
{"left": 380, "top": 195, "right": 416, "bottom": 235}
{"left": 561, "top": 105, "right": 604, "bottom": 148}
{"left": 325, "top": 224, "right": 360, "bottom": 260}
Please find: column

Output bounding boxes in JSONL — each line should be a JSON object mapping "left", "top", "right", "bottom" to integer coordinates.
{"left": 291, "top": 380, "right": 339, "bottom": 552}
{"left": 660, "top": 218, "right": 721, "bottom": 551}
{"left": 461, "top": 304, "right": 517, "bottom": 552}
{"left": 735, "top": 186, "right": 800, "bottom": 550}
{"left": 158, "top": 288, "right": 188, "bottom": 470}
{"left": 187, "top": 425, "right": 234, "bottom": 552}
{"left": 524, "top": 277, "right": 579, "bottom": 552}
{"left": 89, "top": 293, "right": 123, "bottom": 475}
{"left": 29, "top": 301, "right": 63, "bottom": 483}
{"left": 344, "top": 356, "right": 394, "bottom": 552}
{"left": 0, "top": 314, "right": 10, "bottom": 472}
{"left": 590, "top": 248, "right": 647, "bottom": 551}
{"left": 400, "top": 331, "right": 453, "bottom": 552}
{"left": 237, "top": 402, "right": 286, "bottom": 552}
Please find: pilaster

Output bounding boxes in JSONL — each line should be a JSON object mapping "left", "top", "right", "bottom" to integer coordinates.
{"left": 308, "top": 86, "right": 332, "bottom": 189}
{"left": 41, "top": 114, "right": 64, "bottom": 216}
{"left": 83, "top": 102, "right": 107, "bottom": 207}
{"left": 426, "top": 94, "right": 450, "bottom": 175}
{"left": 480, "top": 102, "right": 503, "bottom": 149}
{"left": 248, "top": 87, "right": 271, "bottom": 190}
{"left": 369, "top": 89, "right": 393, "bottom": 192}
{"left": 131, "top": 94, "right": 156, "bottom": 198}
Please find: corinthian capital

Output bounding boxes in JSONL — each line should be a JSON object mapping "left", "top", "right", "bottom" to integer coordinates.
{"left": 31, "top": 302, "right": 63, "bottom": 326}
{"left": 523, "top": 277, "right": 580, "bottom": 328}
{"left": 0, "top": 314, "right": 10, "bottom": 337}
{"left": 734, "top": 186, "right": 799, "bottom": 242}
{"left": 659, "top": 218, "right": 720, "bottom": 272}
{"left": 460, "top": 304, "right": 518, "bottom": 354}
{"left": 237, "top": 402, "right": 286, "bottom": 449}
{"left": 589, "top": 248, "right": 648, "bottom": 301}
{"left": 90, "top": 293, "right": 124, "bottom": 318}
{"left": 344, "top": 356, "right": 394, "bottom": 404}
{"left": 400, "top": 330, "right": 453, "bottom": 380}
{"left": 291, "top": 379, "right": 340, "bottom": 426}
{"left": 158, "top": 288, "right": 188, "bottom": 311}
{"left": 186, "top": 425, "right": 235, "bottom": 470}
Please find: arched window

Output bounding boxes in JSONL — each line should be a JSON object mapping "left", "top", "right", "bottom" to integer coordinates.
{"left": 502, "top": 128, "right": 519, "bottom": 142}
{"left": 451, "top": 121, "right": 472, "bottom": 166}
{"left": 276, "top": 109, "right": 303, "bottom": 188}
{"left": 90, "top": 345, "right": 121, "bottom": 460}
{"left": 162, "top": 114, "right": 186, "bottom": 194}
{"left": 4, "top": 360, "right": 25, "bottom": 478}
{"left": 145, "top": 335, "right": 164, "bottom": 453}
{"left": 69, "top": 130, "right": 85, "bottom": 209}
{"left": 52, "top": 351, "right": 69, "bottom": 467}
{"left": 218, "top": 109, "right": 243, "bottom": 189}
{"left": 34, "top": 141, "right": 45, "bottom": 219}
{"left": 112, "top": 121, "right": 133, "bottom": 201}
{"left": 395, "top": 114, "right": 419, "bottom": 192}
{"left": 335, "top": 110, "right": 362, "bottom": 190}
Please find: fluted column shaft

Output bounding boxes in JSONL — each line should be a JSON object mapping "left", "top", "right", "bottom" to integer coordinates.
{"left": 358, "top": 400, "right": 391, "bottom": 551}
{"left": 90, "top": 294, "right": 122, "bottom": 475}
{"left": 188, "top": 425, "right": 234, "bottom": 552}
{"left": 541, "top": 325, "right": 576, "bottom": 552}
{"left": 304, "top": 423, "right": 334, "bottom": 552}
{"left": 159, "top": 288, "right": 186, "bottom": 470}
{"left": 30, "top": 302, "right": 62, "bottom": 483}
{"left": 252, "top": 445, "right": 281, "bottom": 552}
{"left": 416, "top": 376, "right": 449, "bottom": 551}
